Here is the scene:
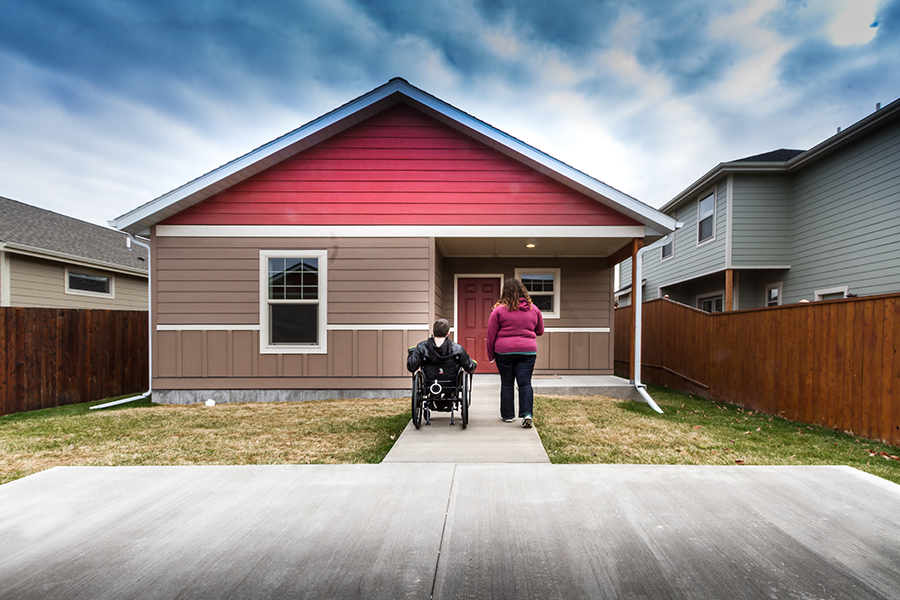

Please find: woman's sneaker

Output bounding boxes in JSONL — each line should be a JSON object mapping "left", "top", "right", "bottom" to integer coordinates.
{"left": 522, "top": 415, "right": 533, "bottom": 428}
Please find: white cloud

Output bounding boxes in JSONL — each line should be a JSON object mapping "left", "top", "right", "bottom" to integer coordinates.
{"left": 829, "top": 0, "right": 880, "bottom": 45}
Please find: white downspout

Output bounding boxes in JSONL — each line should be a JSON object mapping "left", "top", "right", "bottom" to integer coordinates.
{"left": 632, "top": 224, "right": 682, "bottom": 413}
{"left": 91, "top": 232, "right": 152, "bottom": 410}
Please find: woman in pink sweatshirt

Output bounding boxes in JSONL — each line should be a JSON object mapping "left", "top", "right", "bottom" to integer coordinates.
{"left": 486, "top": 278, "right": 544, "bottom": 428}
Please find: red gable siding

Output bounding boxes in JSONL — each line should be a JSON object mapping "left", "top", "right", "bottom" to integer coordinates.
{"left": 163, "top": 104, "right": 640, "bottom": 227}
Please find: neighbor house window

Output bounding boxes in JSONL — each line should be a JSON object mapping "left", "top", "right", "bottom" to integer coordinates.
{"left": 698, "top": 292, "right": 724, "bottom": 313}
{"left": 698, "top": 192, "right": 716, "bottom": 244}
{"left": 260, "top": 250, "right": 327, "bottom": 353}
{"left": 515, "top": 268, "right": 560, "bottom": 319}
{"left": 661, "top": 236, "right": 674, "bottom": 261}
{"left": 814, "top": 285, "right": 848, "bottom": 302}
{"left": 65, "top": 268, "right": 113, "bottom": 297}
{"left": 765, "top": 282, "right": 783, "bottom": 307}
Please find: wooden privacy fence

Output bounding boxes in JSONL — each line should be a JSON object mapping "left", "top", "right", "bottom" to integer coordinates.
{"left": 0, "top": 308, "right": 148, "bottom": 416}
{"left": 615, "top": 295, "right": 900, "bottom": 446}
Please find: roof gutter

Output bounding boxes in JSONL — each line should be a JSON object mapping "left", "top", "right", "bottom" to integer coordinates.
{"left": 91, "top": 232, "right": 152, "bottom": 409}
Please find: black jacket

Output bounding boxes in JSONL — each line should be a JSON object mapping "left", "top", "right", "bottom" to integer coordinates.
{"left": 407, "top": 337, "right": 477, "bottom": 378}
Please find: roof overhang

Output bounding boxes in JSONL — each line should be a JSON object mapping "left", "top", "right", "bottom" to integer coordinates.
{"left": 111, "top": 79, "right": 675, "bottom": 239}
{"left": 0, "top": 242, "right": 148, "bottom": 278}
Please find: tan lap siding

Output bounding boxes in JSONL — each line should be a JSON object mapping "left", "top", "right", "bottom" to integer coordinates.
{"left": 154, "top": 236, "right": 431, "bottom": 388}
{"left": 9, "top": 254, "right": 147, "bottom": 311}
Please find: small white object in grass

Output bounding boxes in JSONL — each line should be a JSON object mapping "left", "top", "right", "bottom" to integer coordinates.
{"left": 205, "top": 399, "right": 216, "bottom": 407}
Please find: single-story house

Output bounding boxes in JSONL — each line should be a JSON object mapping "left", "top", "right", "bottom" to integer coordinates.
{"left": 618, "top": 95, "right": 900, "bottom": 311}
{"left": 1, "top": 196, "right": 148, "bottom": 310}
{"left": 110, "top": 78, "right": 675, "bottom": 404}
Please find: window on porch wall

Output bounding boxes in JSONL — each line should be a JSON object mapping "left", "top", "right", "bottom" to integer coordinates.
{"left": 516, "top": 268, "right": 560, "bottom": 319}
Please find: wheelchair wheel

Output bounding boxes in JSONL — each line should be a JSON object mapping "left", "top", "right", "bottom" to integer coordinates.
{"left": 412, "top": 371, "right": 424, "bottom": 430}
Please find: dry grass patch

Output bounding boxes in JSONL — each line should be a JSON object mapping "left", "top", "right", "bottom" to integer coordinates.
{"left": 0, "top": 396, "right": 409, "bottom": 485}
{"left": 534, "top": 386, "right": 900, "bottom": 485}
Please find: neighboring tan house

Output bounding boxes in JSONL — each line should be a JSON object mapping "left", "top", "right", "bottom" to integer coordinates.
{"left": 0, "top": 196, "right": 148, "bottom": 310}
{"left": 618, "top": 95, "right": 900, "bottom": 311}
{"left": 110, "top": 78, "right": 676, "bottom": 404}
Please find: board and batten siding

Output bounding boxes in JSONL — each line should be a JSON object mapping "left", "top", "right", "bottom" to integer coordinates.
{"left": 785, "top": 118, "right": 900, "bottom": 303}
{"left": 620, "top": 180, "right": 728, "bottom": 303}
{"left": 162, "top": 103, "right": 641, "bottom": 229}
{"left": 442, "top": 257, "right": 615, "bottom": 373}
{"left": 153, "top": 235, "right": 431, "bottom": 390}
{"left": 731, "top": 173, "right": 792, "bottom": 267}
{"left": 7, "top": 254, "right": 147, "bottom": 311}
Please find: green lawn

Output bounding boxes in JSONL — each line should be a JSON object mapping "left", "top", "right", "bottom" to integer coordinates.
{"left": 534, "top": 385, "right": 900, "bottom": 485}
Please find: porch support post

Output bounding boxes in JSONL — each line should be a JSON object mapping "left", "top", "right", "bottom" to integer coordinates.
{"left": 725, "top": 268, "right": 734, "bottom": 312}
{"left": 629, "top": 238, "right": 643, "bottom": 380}
{"left": 428, "top": 237, "right": 436, "bottom": 325}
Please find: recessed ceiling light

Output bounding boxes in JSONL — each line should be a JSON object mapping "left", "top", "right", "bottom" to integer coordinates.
{"left": 526, "top": 243, "right": 536, "bottom": 248}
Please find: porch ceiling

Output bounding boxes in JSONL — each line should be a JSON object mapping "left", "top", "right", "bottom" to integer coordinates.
{"left": 436, "top": 236, "right": 630, "bottom": 258}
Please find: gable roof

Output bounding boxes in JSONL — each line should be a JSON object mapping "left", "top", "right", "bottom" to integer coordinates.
{"left": 0, "top": 196, "right": 148, "bottom": 276}
{"left": 110, "top": 78, "right": 675, "bottom": 237}
{"left": 661, "top": 95, "right": 900, "bottom": 213}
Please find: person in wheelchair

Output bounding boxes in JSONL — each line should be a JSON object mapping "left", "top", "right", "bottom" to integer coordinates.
{"left": 407, "top": 319, "right": 477, "bottom": 384}
{"left": 407, "top": 319, "right": 477, "bottom": 425}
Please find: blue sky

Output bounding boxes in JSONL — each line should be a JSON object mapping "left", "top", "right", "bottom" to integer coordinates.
{"left": 1, "top": 0, "right": 898, "bottom": 226}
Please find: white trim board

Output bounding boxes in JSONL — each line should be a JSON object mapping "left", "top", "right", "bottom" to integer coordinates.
{"left": 157, "top": 324, "right": 429, "bottom": 332}
{"left": 156, "top": 225, "right": 647, "bottom": 238}
{"left": 544, "top": 327, "right": 610, "bottom": 333}
{"left": 0, "top": 249, "right": 10, "bottom": 307}
{"left": 155, "top": 324, "right": 608, "bottom": 334}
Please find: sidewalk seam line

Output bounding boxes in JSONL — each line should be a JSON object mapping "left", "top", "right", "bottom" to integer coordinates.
{"left": 430, "top": 463, "right": 457, "bottom": 599}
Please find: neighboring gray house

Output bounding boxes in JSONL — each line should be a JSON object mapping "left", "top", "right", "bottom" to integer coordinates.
{"left": 0, "top": 196, "right": 148, "bottom": 310}
{"left": 619, "top": 96, "right": 900, "bottom": 311}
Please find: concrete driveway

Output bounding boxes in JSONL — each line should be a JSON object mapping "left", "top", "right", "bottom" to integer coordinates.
{"left": 2, "top": 379, "right": 899, "bottom": 599}
{"left": 2, "top": 464, "right": 898, "bottom": 599}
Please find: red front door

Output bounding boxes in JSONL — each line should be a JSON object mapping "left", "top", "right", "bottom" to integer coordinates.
{"left": 457, "top": 277, "right": 501, "bottom": 374}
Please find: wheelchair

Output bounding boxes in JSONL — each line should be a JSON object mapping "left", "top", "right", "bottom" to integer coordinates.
{"left": 411, "top": 366, "right": 472, "bottom": 429}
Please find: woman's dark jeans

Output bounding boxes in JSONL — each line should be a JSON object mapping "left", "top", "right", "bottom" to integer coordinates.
{"left": 495, "top": 353, "right": 536, "bottom": 420}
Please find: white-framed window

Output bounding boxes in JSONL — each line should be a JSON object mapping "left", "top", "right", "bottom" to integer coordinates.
{"left": 765, "top": 282, "right": 783, "bottom": 307}
{"left": 515, "top": 268, "right": 560, "bottom": 319}
{"left": 814, "top": 285, "right": 848, "bottom": 302}
{"left": 697, "top": 291, "right": 724, "bottom": 313}
{"left": 65, "top": 268, "right": 114, "bottom": 298}
{"left": 697, "top": 191, "right": 716, "bottom": 244}
{"left": 661, "top": 235, "right": 674, "bottom": 261}
{"left": 260, "top": 250, "right": 327, "bottom": 354}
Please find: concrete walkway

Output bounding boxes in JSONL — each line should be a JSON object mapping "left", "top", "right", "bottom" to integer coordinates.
{"left": 384, "top": 373, "right": 640, "bottom": 463}
{"left": 383, "top": 375, "right": 550, "bottom": 463}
